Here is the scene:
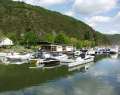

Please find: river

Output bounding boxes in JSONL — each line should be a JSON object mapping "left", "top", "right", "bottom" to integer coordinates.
{"left": 0, "top": 54, "right": 120, "bottom": 95}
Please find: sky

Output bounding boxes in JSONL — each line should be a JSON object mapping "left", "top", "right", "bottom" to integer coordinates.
{"left": 12, "top": 0, "right": 120, "bottom": 34}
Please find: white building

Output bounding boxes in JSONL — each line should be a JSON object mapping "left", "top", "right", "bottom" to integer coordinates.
{"left": 41, "top": 44, "right": 63, "bottom": 52}
{"left": 0, "top": 38, "right": 13, "bottom": 47}
{"left": 41, "top": 43, "right": 74, "bottom": 53}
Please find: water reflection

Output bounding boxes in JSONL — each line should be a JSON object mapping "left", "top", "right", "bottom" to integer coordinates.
{"left": 0, "top": 62, "right": 94, "bottom": 93}
{"left": 68, "top": 62, "right": 94, "bottom": 72}
{"left": 110, "top": 54, "right": 119, "bottom": 59}
{"left": 0, "top": 55, "right": 120, "bottom": 95}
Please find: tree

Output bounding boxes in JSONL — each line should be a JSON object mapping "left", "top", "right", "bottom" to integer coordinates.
{"left": 54, "top": 33, "right": 69, "bottom": 44}
{"left": 84, "top": 31, "right": 91, "bottom": 40}
{"left": 42, "top": 33, "right": 55, "bottom": 43}
{"left": 76, "top": 40, "right": 82, "bottom": 49}
{"left": 70, "top": 37, "right": 78, "bottom": 46}
{"left": 7, "top": 32, "right": 19, "bottom": 45}
{"left": 22, "top": 31, "right": 39, "bottom": 47}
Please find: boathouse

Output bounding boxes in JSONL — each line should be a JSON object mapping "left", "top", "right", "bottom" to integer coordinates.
{"left": 0, "top": 38, "right": 13, "bottom": 47}
{"left": 39, "top": 42, "right": 74, "bottom": 53}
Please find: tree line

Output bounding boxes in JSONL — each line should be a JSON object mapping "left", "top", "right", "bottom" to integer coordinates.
{"left": 7, "top": 31, "right": 96, "bottom": 49}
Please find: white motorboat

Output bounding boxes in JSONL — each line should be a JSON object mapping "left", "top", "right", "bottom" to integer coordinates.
{"left": 34, "top": 51, "right": 51, "bottom": 59}
{"left": 74, "top": 50, "right": 82, "bottom": 56}
{"left": 1, "top": 53, "right": 32, "bottom": 64}
{"left": 62, "top": 54, "right": 94, "bottom": 67}
{"left": 110, "top": 46, "right": 119, "bottom": 54}
{"left": 4, "top": 58, "right": 29, "bottom": 65}
{"left": 87, "top": 49, "right": 96, "bottom": 56}
{"left": 0, "top": 52, "right": 20, "bottom": 57}
{"left": 51, "top": 53, "right": 69, "bottom": 63}
{"left": 32, "top": 51, "right": 60, "bottom": 67}
{"left": 0, "top": 53, "right": 8, "bottom": 57}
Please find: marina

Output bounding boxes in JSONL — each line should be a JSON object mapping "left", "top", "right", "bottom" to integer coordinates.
{"left": 0, "top": 54, "right": 120, "bottom": 95}
{"left": 0, "top": 46, "right": 120, "bottom": 68}
{"left": 0, "top": 46, "right": 120, "bottom": 95}
{"left": 0, "top": 0, "right": 120, "bottom": 94}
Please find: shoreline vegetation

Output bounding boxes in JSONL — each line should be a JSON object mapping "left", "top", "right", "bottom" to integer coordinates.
{"left": 9, "top": 32, "right": 96, "bottom": 49}
{"left": 0, "top": 31, "right": 105, "bottom": 53}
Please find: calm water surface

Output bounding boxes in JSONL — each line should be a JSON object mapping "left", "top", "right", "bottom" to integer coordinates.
{"left": 0, "top": 54, "right": 120, "bottom": 95}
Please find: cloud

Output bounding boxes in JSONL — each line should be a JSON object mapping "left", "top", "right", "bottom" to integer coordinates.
{"left": 73, "top": 0, "right": 118, "bottom": 15}
{"left": 86, "top": 11, "right": 120, "bottom": 34}
{"left": 86, "top": 16, "right": 111, "bottom": 27}
{"left": 64, "top": 11, "right": 75, "bottom": 17}
{"left": 88, "top": 16, "right": 111, "bottom": 23}
{"left": 12, "top": 0, "right": 66, "bottom": 6}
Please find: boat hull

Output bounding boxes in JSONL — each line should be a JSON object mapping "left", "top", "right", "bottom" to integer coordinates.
{"left": 62, "top": 57, "right": 94, "bottom": 68}
{"left": 43, "top": 59, "right": 60, "bottom": 67}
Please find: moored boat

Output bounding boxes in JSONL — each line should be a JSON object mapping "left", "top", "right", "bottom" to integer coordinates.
{"left": 51, "top": 53, "right": 69, "bottom": 63}
{"left": 61, "top": 54, "right": 94, "bottom": 67}
{"left": 1, "top": 53, "right": 32, "bottom": 64}
{"left": 110, "top": 46, "right": 119, "bottom": 54}
{"left": 42, "top": 58, "right": 60, "bottom": 67}
{"left": 31, "top": 51, "right": 60, "bottom": 67}
{"left": 87, "top": 49, "right": 96, "bottom": 56}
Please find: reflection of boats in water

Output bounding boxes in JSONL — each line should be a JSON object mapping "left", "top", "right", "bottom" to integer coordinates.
{"left": 68, "top": 62, "right": 94, "bottom": 72}
{"left": 0, "top": 60, "right": 95, "bottom": 92}
{"left": 110, "top": 54, "right": 118, "bottom": 59}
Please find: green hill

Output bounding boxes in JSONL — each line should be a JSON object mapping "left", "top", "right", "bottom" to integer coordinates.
{"left": 106, "top": 34, "right": 120, "bottom": 45}
{"left": 0, "top": 0, "right": 109, "bottom": 46}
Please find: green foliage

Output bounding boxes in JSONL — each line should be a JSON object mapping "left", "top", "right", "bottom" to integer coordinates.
{"left": 84, "top": 31, "right": 91, "bottom": 40}
{"left": 75, "top": 40, "right": 95, "bottom": 48}
{"left": 106, "top": 34, "right": 120, "bottom": 45}
{"left": 6, "top": 32, "right": 19, "bottom": 44}
{"left": 70, "top": 37, "right": 78, "bottom": 46}
{"left": 0, "top": 0, "right": 95, "bottom": 40}
{"left": 21, "top": 31, "right": 39, "bottom": 47}
{"left": 94, "top": 31, "right": 110, "bottom": 46}
{"left": 54, "top": 33, "right": 70, "bottom": 44}
{"left": 42, "top": 33, "right": 55, "bottom": 43}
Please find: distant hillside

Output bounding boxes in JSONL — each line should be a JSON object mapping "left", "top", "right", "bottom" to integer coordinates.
{"left": 106, "top": 34, "right": 120, "bottom": 45}
{"left": 0, "top": 0, "right": 109, "bottom": 45}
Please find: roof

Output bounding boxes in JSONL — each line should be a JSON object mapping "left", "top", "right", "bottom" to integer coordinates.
{"left": 0, "top": 37, "right": 11, "bottom": 41}
{"left": 37, "top": 41, "right": 52, "bottom": 45}
{"left": 38, "top": 41, "right": 73, "bottom": 46}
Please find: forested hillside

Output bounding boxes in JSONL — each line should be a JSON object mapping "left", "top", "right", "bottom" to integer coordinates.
{"left": 106, "top": 34, "right": 120, "bottom": 45}
{"left": 0, "top": 0, "right": 110, "bottom": 47}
